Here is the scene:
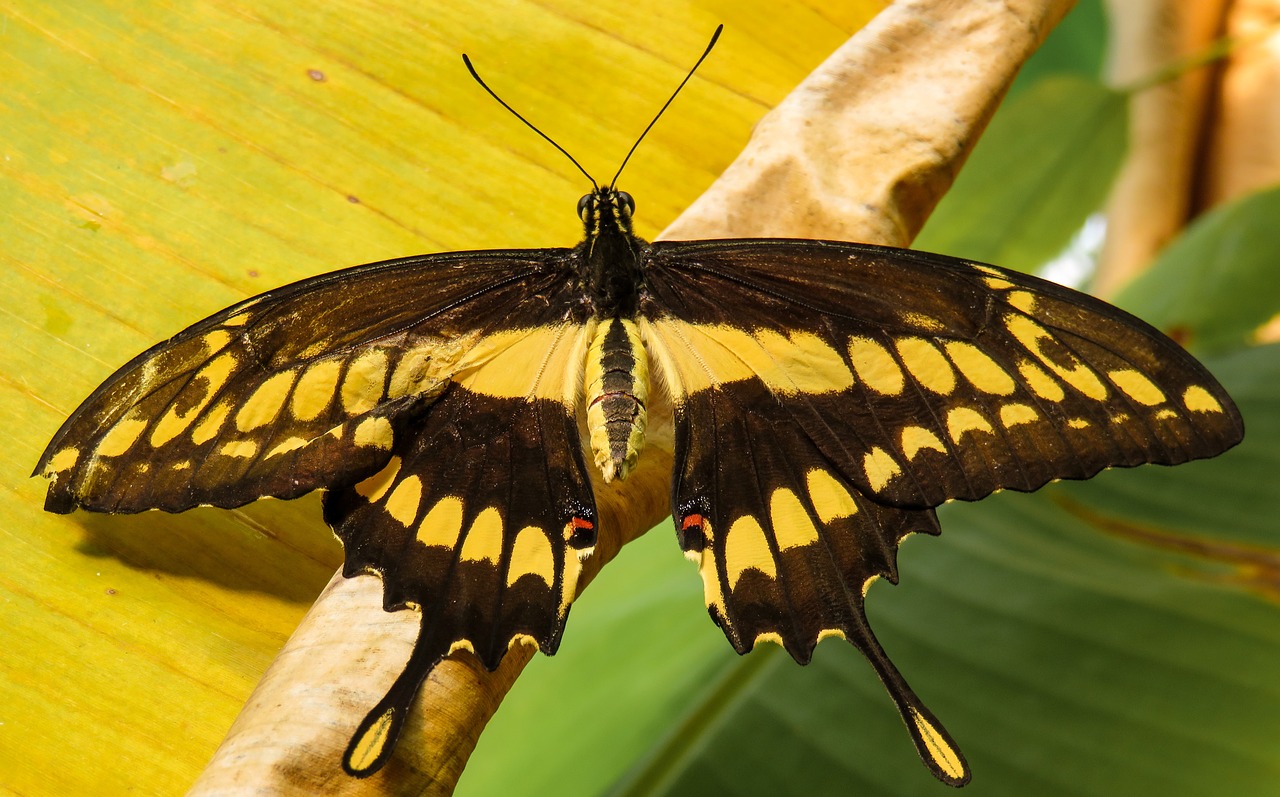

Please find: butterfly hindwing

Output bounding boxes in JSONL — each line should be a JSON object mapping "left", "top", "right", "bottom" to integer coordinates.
{"left": 35, "top": 250, "right": 575, "bottom": 513}
{"left": 667, "top": 382, "right": 970, "bottom": 784}
{"left": 320, "top": 310, "right": 599, "bottom": 776}
{"left": 641, "top": 239, "right": 1243, "bottom": 510}
{"left": 325, "top": 378, "right": 598, "bottom": 775}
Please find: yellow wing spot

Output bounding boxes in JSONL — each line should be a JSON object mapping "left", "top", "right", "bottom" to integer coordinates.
{"left": 150, "top": 405, "right": 198, "bottom": 449}
{"left": 1155, "top": 408, "right": 1178, "bottom": 420}
{"left": 355, "top": 456, "right": 401, "bottom": 502}
{"left": 559, "top": 544, "right": 585, "bottom": 615}
{"left": 47, "top": 447, "right": 80, "bottom": 473}
{"left": 1016, "top": 358, "right": 1066, "bottom": 402}
{"left": 724, "top": 515, "right": 777, "bottom": 590}
{"left": 901, "top": 425, "right": 947, "bottom": 460}
{"left": 982, "top": 276, "right": 1014, "bottom": 290}
{"left": 506, "top": 525, "right": 554, "bottom": 588}
{"left": 754, "top": 328, "right": 854, "bottom": 394}
{"left": 460, "top": 507, "right": 504, "bottom": 565}
{"left": 713, "top": 326, "right": 848, "bottom": 393}
{"left": 1183, "top": 385, "right": 1224, "bottom": 414}
{"left": 265, "top": 436, "right": 309, "bottom": 459}
{"left": 895, "top": 337, "right": 956, "bottom": 394}
{"left": 455, "top": 325, "right": 579, "bottom": 400}
{"left": 769, "top": 488, "right": 819, "bottom": 550}
{"left": 95, "top": 417, "right": 149, "bottom": 458}
{"left": 1068, "top": 418, "right": 1090, "bottom": 429}
{"left": 194, "top": 352, "right": 239, "bottom": 405}
{"left": 863, "top": 447, "right": 902, "bottom": 493}
{"left": 697, "top": 551, "right": 726, "bottom": 619}
{"left": 1005, "top": 290, "right": 1037, "bottom": 314}
{"left": 416, "top": 496, "right": 463, "bottom": 549}
{"left": 346, "top": 707, "right": 396, "bottom": 775}
{"left": 218, "top": 439, "right": 259, "bottom": 458}
{"left": 1110, "top": 412, "right": 1131, "bottom": 424}
{"left": 862, "top": 573, "right": 881, "bottom": 596}
{"left": 900, "top": 311, "right": 945, "bottom": 332}
{"left": 220, "top": 313, "right": 251, "bottom": 328}
{"left": 999, "top": 403, "right": 1039, "bottom": 428}
{"left": 173, "top": 460, "right": 191, "bottom": 471}
{"left": 200, "top": 329, "right": 233, "bottom": 353}
{"left": 817, "top": 628, "right": 847, "bottom": 642}
{"left": 235, "top": 369, "right": 298, "bottom": 432}
{"left": 753, "top": 631, "right": 785, "bottom": 648}
{"left": 387, "top": 342, "right": 441, "bottom": 399}
{"left": 1060, "top": 364, "right": 1108, "bottom": 400}
{"left": 1006, "top": 314, "right": 1108, "bottom": 400}
{"left": 1108, "top": 369, "right": 1166, "bottom": 406}
{"left": 383, "top": 475, "right": 423, "bottom": 528}
{"left": 341, "top": 349, "right": 389, "bottom": 415}
{"left": 448, "top": 639, "right": 476, "bottom": 656}
{"left": 191, "top": 400, "right": 233, "bottom": 445}
{"left": 353, "top": 416, "right": 393, "bottom": 449}
{"left": 805, "top": 468, "right": 858, "bottom": 523}
{"left": 944, "top": 341, "right": 1016, "bottom": 395}
{"left": 291, "top": 360, "right": 342, "bottom": 421}
{"left": 637, "top": 320, "right": 852, "bottom": 397}
{"left": 150, "top": 353, "right": 238, "bottom": 449}
{"left": 848, "top": 336, "right": 905, "bottom": 395}
{"left": 151, "top": 355, "right": 237, "bottom": 446}
{"left": 507, "top": 634, "right": 540, "bottom": 652}
{"left": 910, "top": 707, "right": 968, "bottom": 783}
{"left": 946, "top": 408, "right": 994, "bottom": 443}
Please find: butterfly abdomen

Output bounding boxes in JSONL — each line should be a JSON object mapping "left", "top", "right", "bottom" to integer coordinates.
{"left": 584, "top": 317, "right": 648, "bottom": 482}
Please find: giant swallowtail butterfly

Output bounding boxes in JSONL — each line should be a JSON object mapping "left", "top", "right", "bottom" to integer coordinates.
{"left": 34, "top": 27, "right": 1243, "bottom": 787}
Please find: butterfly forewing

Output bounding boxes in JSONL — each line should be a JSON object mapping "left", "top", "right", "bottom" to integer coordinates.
{"left": 36, "top": 250, "right": 575, "bottom": 513}
{"left": 640, "top": 239, "right": 1243, "bottom": 511}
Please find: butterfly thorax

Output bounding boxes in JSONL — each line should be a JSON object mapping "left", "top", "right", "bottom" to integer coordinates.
{"left": 577, "top": 188, "right": 649, "bottom": 483}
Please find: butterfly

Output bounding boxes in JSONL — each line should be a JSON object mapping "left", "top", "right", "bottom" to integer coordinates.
{"left": 34, "top": 27, "right": 1243, "bottom": 787}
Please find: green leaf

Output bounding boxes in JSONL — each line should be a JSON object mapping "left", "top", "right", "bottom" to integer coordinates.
{"left": 1005, "top": 0, "right": 1107, "bottom": 96}
{"left": 914, "top": 75, "right": 1127, "bottom": 272}
{"left": 1115, "top": 185, "right": 1280, "bottom": 356}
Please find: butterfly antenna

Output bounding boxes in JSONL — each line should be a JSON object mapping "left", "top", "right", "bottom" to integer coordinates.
{"left": 609, "top": 24, "right": 722, "bottom": 189}
{"left": 463, "top": 53, "right": 598, "bottom": 187}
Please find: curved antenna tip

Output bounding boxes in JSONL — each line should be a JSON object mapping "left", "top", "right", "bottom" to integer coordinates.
{"left": 464, "top": 52, "right": 598, "bottom": 188}
{"left": 608, "top": 24, "right": 724, "bottom": 189}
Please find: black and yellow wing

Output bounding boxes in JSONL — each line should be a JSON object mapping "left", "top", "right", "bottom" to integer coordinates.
{"left": 35, "top": 249, "right": 594, "bottom": 514}
{"left": 639, "top": 238, "right": 1244, "bottom": 786}
{"left": 34, "top": 248, "right": 600, "bottom": 776}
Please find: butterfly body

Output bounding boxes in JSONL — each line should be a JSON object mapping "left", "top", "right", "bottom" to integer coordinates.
{"left": 36, "top": 183, "right": 1243, "bottom": 785}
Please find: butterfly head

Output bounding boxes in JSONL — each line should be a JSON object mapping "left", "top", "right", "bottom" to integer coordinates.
{"left": 577, "top": 187, "right": 636, "bottom": 239}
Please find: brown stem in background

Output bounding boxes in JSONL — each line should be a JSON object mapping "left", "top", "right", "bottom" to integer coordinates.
{"left": 187, "top": 0, "right": 1076, "bottom": 793}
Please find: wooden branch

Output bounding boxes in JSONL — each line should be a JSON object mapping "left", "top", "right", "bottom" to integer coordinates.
{"left": 188, "top": 0, "right": 1076, "bottom": 793}
{"left": 1196, "top": 0, "right": 1280, "bottom": 208}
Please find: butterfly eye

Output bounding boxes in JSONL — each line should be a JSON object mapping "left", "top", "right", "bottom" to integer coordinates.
{"left": 616, "top": 191, "right": 635, "bottom": 216}
{"left": 576, "top": 194, "right": 593, "bottom": 220}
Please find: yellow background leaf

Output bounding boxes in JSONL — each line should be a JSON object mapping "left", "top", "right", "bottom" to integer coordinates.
{"left": 1, "top": 1, "right": 880, "bottom": 793}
